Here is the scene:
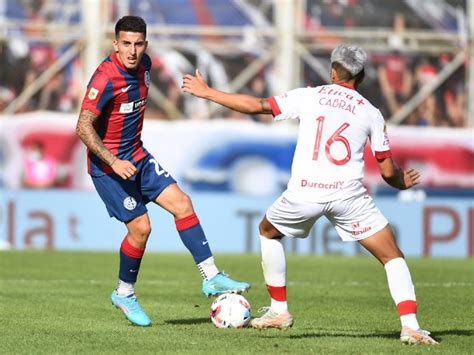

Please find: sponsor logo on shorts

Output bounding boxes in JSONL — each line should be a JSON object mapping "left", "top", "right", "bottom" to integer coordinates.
{"left": 123, "top": 196, "right": 137, "bottom": 210}
{"left": 351, "top": 222, "right": 372, "bottom": 236}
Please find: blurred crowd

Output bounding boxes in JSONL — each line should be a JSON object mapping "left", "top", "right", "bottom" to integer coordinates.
{"left": 0, "top": 0, "right": 468, "bottom": 127}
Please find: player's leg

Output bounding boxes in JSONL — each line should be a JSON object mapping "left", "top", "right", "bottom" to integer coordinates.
{"left": 111, "top": 213, "right": 153, "bottom": 326}
{"left": 116, "top": 213, "right": 151, "bottom": 296}
{"left": 91, "top": 173, "right": 151, "bottom": 326}
{"left": 252, "top": 195, "right": 320, "bottom": 329}
{"left": 251, "top": 216, "right": 294, "bottom": 329}
{"left": 153, "top": 182, "right": 249, "bottom": 296}
{"left": 329, "top": 193, "right": 437, "bottom": 343}
{"left": 358, "top": 226, "right": 438, "bottom": 344}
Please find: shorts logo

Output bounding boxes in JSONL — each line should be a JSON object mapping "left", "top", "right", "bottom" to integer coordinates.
{"left": 123, "top": 196, "right": 137, "bottom": 210}
{"left": 88, "top": 87, "right": 99, "bottom": 100}
{"left": 144, "top": 71, "right": 150, "bottom": 87}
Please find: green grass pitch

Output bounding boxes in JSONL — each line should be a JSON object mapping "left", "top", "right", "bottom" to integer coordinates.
{"left": 0, "top": 251, "right": 472, "bottom": 354}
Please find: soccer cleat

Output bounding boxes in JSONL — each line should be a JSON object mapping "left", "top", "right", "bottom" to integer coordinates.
{"left": 400, "top": 326, "right": 438, "bottom": 345}
{"left": 250, "top": 307, "right": 294, "bottom": 330}
{"left": 202, "top": 272, "right": 250, "bottom": 297}
{"left": 111, "top": 290, "right": 151, "bottom": 327}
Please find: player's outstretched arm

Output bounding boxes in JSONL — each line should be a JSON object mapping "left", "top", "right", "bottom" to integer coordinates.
{"left": 182, "top": 69, "right": 272, "bottom": 115}
{"left": 76, "top": 109, "right": 137, "bottom": 180}
{"left": 377, "top": 157, "right": 420, "bottom": 190}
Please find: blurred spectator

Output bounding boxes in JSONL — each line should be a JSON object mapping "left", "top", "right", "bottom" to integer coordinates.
{"left": 412, "top": 58, "right": 442, "bottom": 126}
{"left": 443, "top": 81, "right": 466, "bottom": 127}
{"left": 377, "top": 52, "right": 413, "bottom": 117}
{"left": 22, "top": 141, "right": 61, "bottom": 188}
{"left": 0, "top": 0, "right": 467, "bottom": 127}
{"left": 0, "top": 87, "right": 15, "bottom": 112}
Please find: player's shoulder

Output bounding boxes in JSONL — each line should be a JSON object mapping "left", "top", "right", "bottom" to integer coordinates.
{"left": 91, "top": 56, "right": 116, "bottom": 80}
{"left": 361, "top": 96, "right": 384, "bottom": 120}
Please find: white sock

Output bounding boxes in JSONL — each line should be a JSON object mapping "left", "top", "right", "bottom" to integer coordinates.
{"left": 260, "top": 235, "right": 288, "bottom": 312}
{"left": 116, "top": 279, "right": 135, "bottom": 296}
{"left": 400, "top": 314, "right": 420, "bottom": 330}
{"left": 197, "top": 256, "right": 219, "bottom": 281}
{"left": 384, "top": 257, "right": 420, "bottom": 330}
{"left": 271, "top": 299, "right": 288, "bottom": 314}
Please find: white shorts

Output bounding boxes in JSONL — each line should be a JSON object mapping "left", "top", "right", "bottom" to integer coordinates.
{"left": 266, "top": 191, "right": 388, "bottom": 242}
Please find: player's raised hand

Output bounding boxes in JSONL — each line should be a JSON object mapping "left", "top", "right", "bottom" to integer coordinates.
{"left": 402, "top": 168, "right": 420, "bottom": 189}
{"left": 182, "top": 69, "right": 210, "bottom": 98}
{"left": 111, "top": 159, "right": 137, "bottom": 180}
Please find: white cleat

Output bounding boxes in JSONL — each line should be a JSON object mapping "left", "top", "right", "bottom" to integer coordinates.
{"left": 250, "top": 307, "right": 294, "bottom": 330}
{"left": 400, "top": 326, "right": 438, "bottom": 345}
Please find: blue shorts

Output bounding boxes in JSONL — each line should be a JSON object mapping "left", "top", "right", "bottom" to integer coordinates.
{"left": 92, "top": 154, "right": 176, "bottom": 222}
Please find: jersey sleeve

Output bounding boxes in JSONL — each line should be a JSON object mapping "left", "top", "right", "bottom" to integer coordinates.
{"left": 267, "top": 88, "right": 307, "bottom": 121}
{"left": 370, "top": 110, "right": 392, "bottom": 160}
{"left": 80, "top": 71, "right": 114, "bottom": 116}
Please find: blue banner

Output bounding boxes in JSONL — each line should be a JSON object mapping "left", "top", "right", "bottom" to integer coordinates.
{"left": 0, "top": 189, "right": 472, "bottom": 257}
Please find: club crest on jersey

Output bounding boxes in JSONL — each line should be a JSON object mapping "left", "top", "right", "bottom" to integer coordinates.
{"left": 88, "top": 87, "right": 99, "bottom": 100}
{"left": 144, "top": 70, "right": 150, "bottom": 87}
{"left": 123, "top": 196, "right": 137, "bottom": 210}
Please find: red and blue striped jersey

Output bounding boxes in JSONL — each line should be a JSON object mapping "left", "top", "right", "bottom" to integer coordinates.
{"left": 81, "top": 52, "right": 151, "bottom": 176}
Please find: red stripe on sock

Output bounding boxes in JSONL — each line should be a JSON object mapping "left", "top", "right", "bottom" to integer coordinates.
{"left": 175, "top": 213, "right": 200, "bottom": 231}
{"left": 121, "top": 237, "right": 145, "bottom": 259}
{"left": 397, "top": 300, "right": 417, "bottom": 316}
{"left": 266, "top": 285, "right": 287, "bottom": 302}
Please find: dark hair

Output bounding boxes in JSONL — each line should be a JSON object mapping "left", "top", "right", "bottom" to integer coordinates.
{"left": 115, "top": 16, "right": 147, "bottom": 37}
{"left": 331, "top": 62, "right": 365, "bottom": 88}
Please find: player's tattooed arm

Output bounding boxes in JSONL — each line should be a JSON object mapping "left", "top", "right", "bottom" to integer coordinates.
{"left": 76, "top": 109, "right": 117, "bottom": 167}
{"left": 76, "top": 109, "right": 137, "bottom": 179}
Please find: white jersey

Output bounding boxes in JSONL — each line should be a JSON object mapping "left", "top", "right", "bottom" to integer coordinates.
{"left": 268, "top": 83, "right": 391, "bottom": 202}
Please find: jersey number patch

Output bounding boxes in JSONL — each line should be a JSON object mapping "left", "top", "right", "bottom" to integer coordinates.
{"left": 312, "top": 116, "right": 351, "bottom": 165}
{"left": 149, "top": 159, "right": 170, "bottom": 177}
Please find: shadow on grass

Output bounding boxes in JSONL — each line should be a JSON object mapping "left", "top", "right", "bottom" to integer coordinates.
{"left": 165, "top": 317, "right": 210, "bottom": 325}
{"left": 260, "top": 328, "right": 474, "bottom": 341}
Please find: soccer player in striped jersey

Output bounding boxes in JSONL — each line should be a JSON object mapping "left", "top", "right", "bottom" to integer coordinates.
{"left": 182, "top": 45, "right": 437, "bottom": 345}
{"left": 76, "top": 16, "right": 249, "bottom": 327}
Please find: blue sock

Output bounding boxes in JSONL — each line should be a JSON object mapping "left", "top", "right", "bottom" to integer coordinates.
{"left": 176, "top": 213, "right": 212, "bottom": 264}
{"left": 119, "top": 237, "right": 144, "bottom": 283}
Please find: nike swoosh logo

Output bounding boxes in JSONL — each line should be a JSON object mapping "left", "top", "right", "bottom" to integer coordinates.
{"left": 202, "top": 241, "right": 208, "bottom": 245}
{"left": 129, "top": 269, "right": 138, "bottom": 273}
{"left": 121, "top": 85, "right": 132, "bottom": 93}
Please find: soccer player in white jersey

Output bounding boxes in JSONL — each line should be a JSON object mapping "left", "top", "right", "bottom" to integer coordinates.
{"left": 182, "top": 45, "right": 437, "bottom": 345}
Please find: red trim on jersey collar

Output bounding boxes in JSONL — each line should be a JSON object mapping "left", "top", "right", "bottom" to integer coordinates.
{"left": 335, "top": 82, "right": 355, "bottom": 90}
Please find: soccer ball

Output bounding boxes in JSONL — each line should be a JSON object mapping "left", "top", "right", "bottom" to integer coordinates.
{"left": 210, "top": 293, "right": 251, "bottom": 329}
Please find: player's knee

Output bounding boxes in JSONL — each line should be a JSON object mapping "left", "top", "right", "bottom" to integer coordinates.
{"left": 381, "top": 250, "right": 405, "bottom": 265}
{"left": 130, "top": 220, "right": 152, "bottom": 242}
{"left": 173, "top": 193, "right": 194, "bottom": 218}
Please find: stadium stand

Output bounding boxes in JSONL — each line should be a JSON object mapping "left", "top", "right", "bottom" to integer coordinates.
{"left": 0, "top": 0, "right": 468, "bottom": 127}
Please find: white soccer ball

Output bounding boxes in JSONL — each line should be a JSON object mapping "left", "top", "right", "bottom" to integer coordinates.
{"left": 210, "top": 293, "right": 251, "bottom": 329}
